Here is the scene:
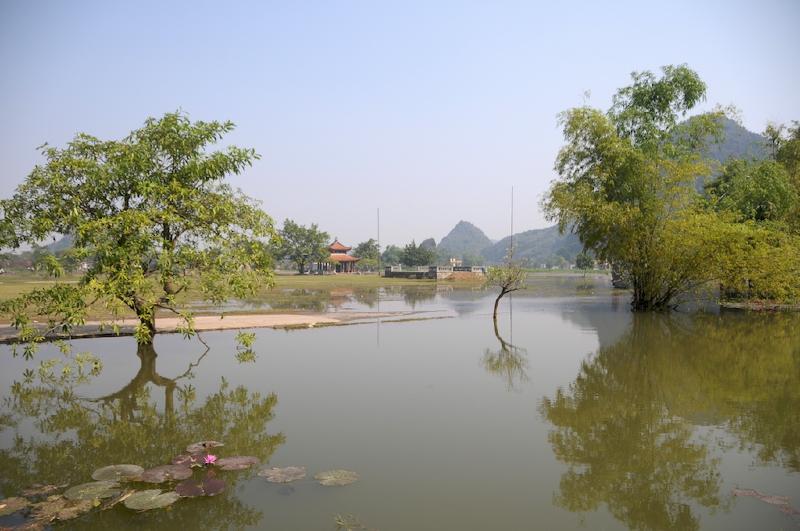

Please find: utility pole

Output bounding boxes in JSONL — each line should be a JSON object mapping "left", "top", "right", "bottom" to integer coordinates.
{"left": 377, "top": 207, "right": 381, "bottom": 276}
{"left": 510, "top": 186, "right": 515, "bottom": 259}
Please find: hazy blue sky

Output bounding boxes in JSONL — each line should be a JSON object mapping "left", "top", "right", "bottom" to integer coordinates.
{"left": 1, "top": 0, "right": 798, "bottom": 246}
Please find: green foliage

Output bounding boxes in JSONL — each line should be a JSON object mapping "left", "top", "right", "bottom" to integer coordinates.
{"left": 399, "top": 240, "right": 436, "bottom": 267}
{"left": 276, "top": 219, "right": 329, "bottom": 274}
{"left": 575, "top": 251, "right": 593, "bottom": 271}
{"left": 707, "top": 159, "right": 795, "bottom": 222}
{"left": 380, "top": 245, "right": 402, "bottom": 266}
{"left": 352, "top": 239, "right": 380, "bottom": 271}
{"left": 485, "top": 259, "right": 526, "bottom": 319}
{"left": 352, "top": 238, "right": 380, "bottom": 261}
{"left": 1, "top": 112, "right": 277, "bottom": 344}
{"left": 544, "top": 65, "right": 735, "bottom": 310}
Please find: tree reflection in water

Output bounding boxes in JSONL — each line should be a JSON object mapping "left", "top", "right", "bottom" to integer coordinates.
{"left": 483, "top": 316, "right": 528, "bottom": 390}
{"left": 0, "top": 340, "right": 284, "bottom": 530}
{"left": 541, "top": 312, "right": 800, "bottom": 530}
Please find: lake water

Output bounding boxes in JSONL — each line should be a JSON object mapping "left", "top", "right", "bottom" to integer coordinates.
{"left": 1, "top": 275, "right": 799, "bottom": 530}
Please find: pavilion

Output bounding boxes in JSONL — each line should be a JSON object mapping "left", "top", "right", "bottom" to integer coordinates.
{"left": 318, "top": 239, "right": 360, "bottom": 273}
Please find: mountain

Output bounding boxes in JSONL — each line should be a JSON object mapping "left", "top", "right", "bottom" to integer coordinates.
{"left": 437, "top": 221, "right": 493, "bottom": 258}
{"left": 481, "top": 225, "right": 582, "bottom": 266}
{"left": 705, "top": 117, "right": 768, "bottom": 163}
{"left": 45, "top": 234, "right": 74, "bottom": 253}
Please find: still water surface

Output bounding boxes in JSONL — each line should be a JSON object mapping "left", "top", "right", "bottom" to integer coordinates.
{"left": 1, "top": 276, "right": 799, "bottom": 530}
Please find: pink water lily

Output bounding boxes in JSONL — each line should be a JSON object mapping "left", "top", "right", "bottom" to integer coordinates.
{"left": 204, "top": 454, "right": 218, "bottom": 465}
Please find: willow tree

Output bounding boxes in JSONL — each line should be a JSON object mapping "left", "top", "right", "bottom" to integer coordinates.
{"left": 1, "top": 112, "right": 277, "bottom": 348}
{"left": 543, "top": 65, "right": 729, "bottom": 310}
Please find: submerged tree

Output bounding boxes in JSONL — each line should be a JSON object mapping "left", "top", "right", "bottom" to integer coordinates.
{"left": 485, "top": 258, "right": 526, "bottom": 321}
{"left": 543, "top": 65, "right": 733, "bottom": 310}
{"left": 0, "top": 112, "right": 277, "bottom": 347}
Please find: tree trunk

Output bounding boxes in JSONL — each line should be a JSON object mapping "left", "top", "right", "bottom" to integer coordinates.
{"left": 493, "top": 289, "right": 507, "bottom": 321}
{"left": 133, "top": 297, "right": 156, "bottom": 344}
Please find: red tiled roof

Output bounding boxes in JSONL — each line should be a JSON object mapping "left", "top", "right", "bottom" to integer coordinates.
{"left": 328, "top": 253, "right": 360, "bottom": 262}
{"left": 329, "top": 240, "right": 352, "bottom": 252}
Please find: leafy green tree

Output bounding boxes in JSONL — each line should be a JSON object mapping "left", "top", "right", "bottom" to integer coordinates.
{"left": 461, "top": 252, "right": 484, "bottom": 267}
{"left": 276, "top": 219, "right": 329, "bottom": 274}
{"left": 0, "top": 112, "right": 276, "bottom": 346}
{"left": 352, "top": 238, "right": 380, "bottom": 261}
{"left": 485, "top": 258, "right": 526, "bottom": 321}
{"left": 707, "top": 159, "right": 795, "bottom": 222}
{"left": 400, "top": 240, "right": 436, "bottom": 267}
{"left": 543, "top": 65, "right": 732, "bottom": 310}
{"left": 575, "top": 251, "right": 594, "bottom": 277}
{"left": 353, "top": 238, "right": 380, "bottom": 271}
{"left": 381, "top": 245, "right": 402, "bottom": 266}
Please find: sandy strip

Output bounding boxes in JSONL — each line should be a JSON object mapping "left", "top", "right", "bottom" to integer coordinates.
{"left": 0, "top": 310, "right": 431, "bottom": 341}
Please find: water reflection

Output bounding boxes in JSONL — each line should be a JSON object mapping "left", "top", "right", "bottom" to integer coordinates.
{"left": 482, "top": 316, "right": 528, "bottom": 390}
{"left": 0, "top": 341, "right": 284, "bottom": 529}
{"left": 541, "top": 312, "right": 800, "bottom": 530}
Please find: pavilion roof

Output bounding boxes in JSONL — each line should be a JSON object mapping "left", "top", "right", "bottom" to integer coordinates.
{"left": 329, "top": 239, "right": 352, "bottom": 252}
{"left": 329, "top": 253, "right": 360, "bottom": 262}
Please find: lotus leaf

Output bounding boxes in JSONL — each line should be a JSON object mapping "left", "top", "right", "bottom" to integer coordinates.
{"left": 216, "top": 456, "right": 259, "bottom": 471}
{"left": 314, "top": 469, "right": 359, "bottom": 486}
{"left": 202, "top": 477, "right": 226, "bottom": 496}
{"left": 92, "top": 464, "right": 144, "bottom": 481}
{"left": 175, "top": 479, "right": 205, "bottom": 498}
{"left": 22, "top": 484, "right": 67, "bottom": 497}
{"left": 171, "top": 453, "right": 204, "bottom": 467}
{"left": 140, "top": 464, "right": 193, "bottom": 483}
{"left": 123, "top": 489, "right": 181, "bottom": 511}
{"left": 0, "top": 496, "right": 28, "bottom": 516}
{"left": 186, "top": 440, "right": 225, "bottom": 453}
{"left": 174, "top": 475, "right": 226, "bottom": 497}
{"left": 258, "top": 466, "right": 306, "bottom": 483}
{"left": 63, "top": 481, "right": 121, "bottom": 501}
{"left": 31, "top": 496, "right": 94, "bottom": 522}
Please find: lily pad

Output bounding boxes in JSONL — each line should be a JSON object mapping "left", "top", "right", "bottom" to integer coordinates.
{"left": 171, "top": 453, "right": 205, "bottom": 467}
{"left": 314, "top": 469, "right": 359, "bottom": 486}
{"left": 140, "top": 464, "right": 193, "bottom": 483}
{"left": 175, "top": 479, "right": 205, "bottom": 498}
{"left": 186, "top": 440, "right": 225, "bottom": 453}
{"left": 31, "top": 496, "right": 94, "bottom": 522}
{"left": 63, "top": 481, "right": 121, "bottom": 501}
{"left": 202, "top": 477, "right": 226, "bottom": 496}
{"left": 258, "top": 466, "right": 306, "bottom": 483}
{"left": 0, "top": 496, "right": 29, "bottom": 516}
{"left": 174, "top": 475, "right": 226, "bottom": 497}
{"left": 123, "top": 489, "right": 180, "bottom": 511}
{"left": 216, "top": 456, "right": 259, "bottom": 471}
{"left": 92, "top": 464, "right": 144, "bottom": 481}
{"left": 22, "top": 483, "right": 67, "bottom": 498}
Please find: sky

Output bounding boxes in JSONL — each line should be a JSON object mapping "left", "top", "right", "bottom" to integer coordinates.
{"left": 1, "top": 0, "right": 799, "bottom": 247}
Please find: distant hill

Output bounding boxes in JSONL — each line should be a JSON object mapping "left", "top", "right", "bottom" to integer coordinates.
{"left": 705, "top": 117, "right": 768, "bottom": 163}
{"left": 691, "top": 117, "right": 768, "bottom": 191}
{"left": 437, "top": 221, "right": 493, "bottom": 258}
{"left": 420, "top": 238, "right": 437, "bottom": 250}
{"left": 45, "top": 234, "right": 74, "bottom": 253}
{"left": 482, "top": 225, "right": 582, "bottom": 266}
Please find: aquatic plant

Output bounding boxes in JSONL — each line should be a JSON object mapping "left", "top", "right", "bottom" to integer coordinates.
{"left": 258, "top": 466, "right": 307, "bottom": 483}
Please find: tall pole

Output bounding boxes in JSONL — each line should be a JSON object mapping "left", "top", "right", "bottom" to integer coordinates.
{"left": 510, "top": 186, "right": 514, "bottom": 260}
{"left": 377, "top": 207, "right": 381, "bottom": 276}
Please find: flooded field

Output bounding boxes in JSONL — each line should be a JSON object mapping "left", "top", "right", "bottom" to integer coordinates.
{"left": 1, "top": 275, "right": 798, "bottom": 530}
